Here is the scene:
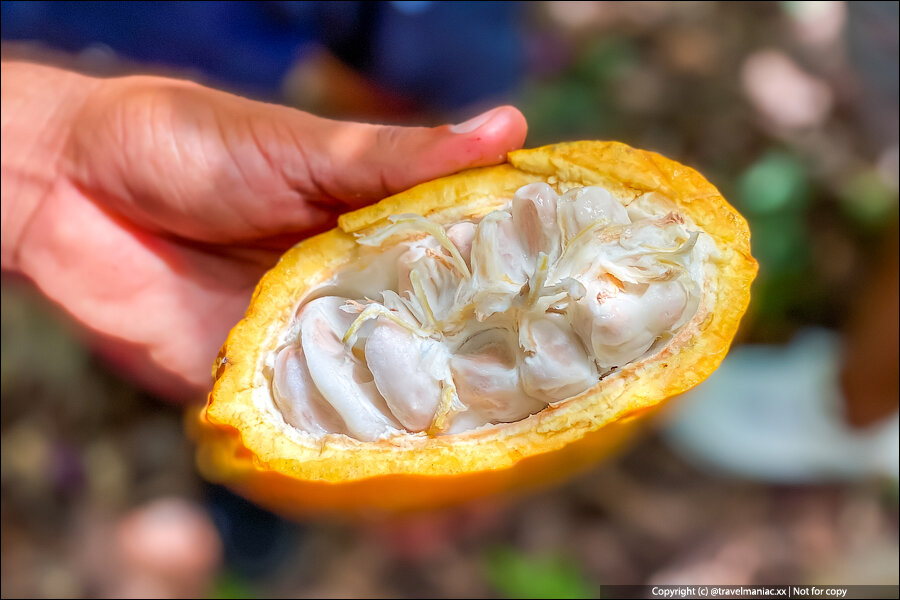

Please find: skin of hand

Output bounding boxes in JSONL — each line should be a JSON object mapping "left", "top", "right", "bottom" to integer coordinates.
{"left": 1, "top": 61, "right": 528, "bottom": 402}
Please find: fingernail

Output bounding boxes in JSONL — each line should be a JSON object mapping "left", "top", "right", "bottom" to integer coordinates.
{"left": 450, "top": 108, "right": 499, "bottom": 134}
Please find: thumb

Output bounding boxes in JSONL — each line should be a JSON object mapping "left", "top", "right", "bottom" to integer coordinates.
{"left": 304, "top": 106, "right": 529, "bottom": 206}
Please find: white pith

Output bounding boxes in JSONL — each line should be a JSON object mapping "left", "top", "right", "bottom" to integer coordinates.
{"left": 268, "top": 183, "right": 719, "bottom": 442}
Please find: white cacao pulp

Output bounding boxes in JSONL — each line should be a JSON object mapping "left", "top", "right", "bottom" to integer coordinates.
{"left": 271, "top": 184, "right": 717, "bottom": 441}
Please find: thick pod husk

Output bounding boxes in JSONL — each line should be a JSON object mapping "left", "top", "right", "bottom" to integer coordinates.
{"left": 190, "top": 141, "right": 757, "bottom": 517}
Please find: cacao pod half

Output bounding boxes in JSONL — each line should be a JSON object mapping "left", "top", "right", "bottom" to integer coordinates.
{"left": 191, "top": 141, "right": 757, "bottom": 517}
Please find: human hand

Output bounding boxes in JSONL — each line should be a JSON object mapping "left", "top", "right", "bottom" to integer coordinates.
{"left": 1, "top": 61, "right": 528, "bottom": 401}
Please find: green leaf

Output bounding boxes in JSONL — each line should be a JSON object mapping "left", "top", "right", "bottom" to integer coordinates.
{"left": 737, "top": 151, "right": 810, "bottom": 215}
{"left": 838, "top": 169, "right": 899, "bottom": 230}
{"left": 747, "top": 214, "right": 811, "bottom": 275}
{"left": 483, "top": 547, "right": 596, "bottom": 599}
{"left": 209, "top": 571, "right": 254, "bottom": 600}
{"left": 574, "top": 37, "right": 639, "bottom": 86}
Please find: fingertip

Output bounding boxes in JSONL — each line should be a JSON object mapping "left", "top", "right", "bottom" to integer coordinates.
{"left": 316, "top": 105, "right": 530, "bottom": 202}
{"left": 481, "top": 105, "right": 529, "bottom": 151}
{"left": 449, "top": 105, "right": 528, "bottom": 150}
{"left": 489, "top": 107, "right": 529, "bottom": 159}
{"left": 432, "top": 105, "right": 529, "bottom": 171}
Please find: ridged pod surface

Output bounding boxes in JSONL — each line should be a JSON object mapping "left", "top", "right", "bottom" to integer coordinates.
{"left": 190, "top": 141, "right": 757, "bottom": 517}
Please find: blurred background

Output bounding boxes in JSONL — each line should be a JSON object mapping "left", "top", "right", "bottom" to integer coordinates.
{"left": 2, "top": 1, "right": 898, "bottom": 597}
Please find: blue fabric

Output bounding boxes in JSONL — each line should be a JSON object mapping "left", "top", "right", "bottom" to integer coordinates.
{"left": 1, "top": 1, "right": 523, "bottom": 109}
